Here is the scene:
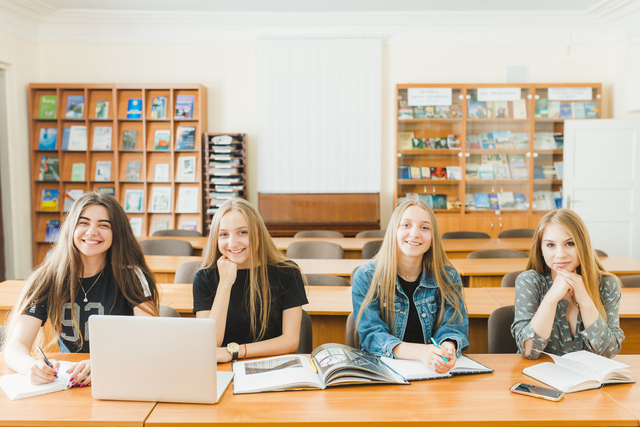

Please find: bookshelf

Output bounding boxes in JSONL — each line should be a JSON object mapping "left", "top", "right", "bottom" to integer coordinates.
{"left": 29, "top": 83, "right": 207, "bottom": 265}
{"left": 203, "top": 133, "right": 247, "bottom": 231}
{"left": 396, "top": 83, "right": 602, "bottom": 236}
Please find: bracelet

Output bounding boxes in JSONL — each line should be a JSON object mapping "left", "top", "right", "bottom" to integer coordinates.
{"left": 243, "top": 343, "right": 247, "bottom": 359}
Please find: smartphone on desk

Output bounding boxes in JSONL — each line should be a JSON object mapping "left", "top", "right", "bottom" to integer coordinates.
{"left": 510, "top": 382, "right": 564, "bottom": 402}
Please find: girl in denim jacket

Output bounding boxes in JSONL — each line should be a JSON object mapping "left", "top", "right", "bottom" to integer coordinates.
{"left": 352, "top": 200, "right": 468, "bottom": 374}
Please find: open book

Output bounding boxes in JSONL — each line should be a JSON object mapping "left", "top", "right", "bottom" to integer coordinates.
{"left": 380, "top": 355, "right": 493, "bottom": 381}
{"left": 522, "top": 351, "right": 635, "bottom": 393}
{"left": 0, "top": 361, "right": 75, "bottom": 400}
{"left": 232, "top": 343, "right": 408, "bottom": 394}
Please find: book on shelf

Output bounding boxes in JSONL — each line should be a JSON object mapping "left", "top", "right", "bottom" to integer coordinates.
{"left": 121, "top": 130, "right": 138, "bottom": 150}
{"left": 176, "top": 126, "right": 196, "bottom": 150}
{"left": 432, "top": 194, "right": 447, "bottom": 209}
{"left": 512, "top": 99, "right": 527, "bottom": 119}
{"left": 64, "top": 189, "right": 84, "bottom": 212}
{"left": 126, "top": 161, "right": 142, "bottom": 181}
{"left": 514, "top": 193, "right": 527, "bottom": 209}
{"left": 126, "top": 99, "right": 142, "bottom": 119}
{"left": 39, "top": 156, "right": 59, "bottom": 181}
{"left": 534, "top": 98, "right": 548, "bottom": 118}
{"left": 154, "top": 163, "right": 170, "bottom": 182}
{"left": 479, "top": 133, "right": 496, "bottom": 149}
{"left": 154, "top": 129, "right": 171, "bottom": 150}
{"left": 488, "top": 193, "right": 499, "bottom": 210}
{"left": 38, "top": 95, "right": 57, "bottom": 119}
{"left": 449, "top": 102, "right": 462, "bottom": 118}
{"left": 478, "top": 164, "right": 495, "bottom": 180}
{"left": 40, "top": 189, "right": 59, "bottom": 211}
{"left": 466, "top": 134, "right": 481, "bottom": 149}
{"left": 96, "top": 187, "right": 115, "bottom": 197}
{"left": 65, "top": 126, "right": 87, "bottom": 151}
{"left": 554, "top": 161, "right": 564, "bottom": 179}
{"left": 481, "top": 154, "right": 507, "bottom": 165}
{"left": 435, "top": 106, "right": 451, "bottom": 118}
{"left": 522, "top": 351, "right": 634, "bottom": 394}
{"left": 410, "top": 166, "right": 422, "bottom": 179}
{"left": 150, "top": 96, "right": 168, "bottom": 119}
{"left": 446, "top": 134, "right": 461, "bottom": 149}
{"left": 411, "top": 138, "right": 424, "bottom": 149}
{"left": 124, "top": 189, "right": 144, "bottom": 213}
{"left": 231, "top": 343, "right": 407, "bottom": 394}
{"left": 398, "top": 108, "right": 413, "bottom": 119}
{"left": 542, "top": 165, "right": 557, "bottom": 179}
{"left": 215, "top": 185, "right": 244, "bottom": 191}
{"left": 44, "top": 220, "right": 61, "bottom": 242}
{"left": 70, "top": 163, "right": 86, "bottom": 181}
{"left": 508, "top": 154, "right": 528, "bottom": 179}
{"left": 446, "top": 197, "right": 461, "bottom": 210}
{"left": 494, "top": 164, "right": 511, "bottom": 180}
{"left": 151, "top": 220, "right": 169, "bottom": 234}
{"left": 533, "top": 132, "right": 556, "bottom": 150}
{"left": 446, "top": 166, "right": 461, "bottom": 180}
{"left": 559, "top": 103, "right": 573, "bottom": 118}
{"left": 95, "top": 100, "right": 109, "bottom": 118}
{"left": 485, "top": 101, "right": 494, "bottom": 118}
{"left": 209, "top": 191, "right": 238, "bottom": 199}
{"left": 128, "top": 217, "right": 143, "bottom": 237}
{"left": 554, "top": 133, "right": 564, "bottom": 149}
{"left": 424, "top": 106, "right": 436, "bottom": 118}
{"left": 38, "top": 128, "right": 58, "bottom": 150}
{"left": 585, "top": 102, "right": 599, "bottom": 118}
{"left": 94, "top": 161, "right": 111, "bottom": 182}
{"left": 177, "top": 156, "right": 197, "bottom": 182}
{"left": 532, "top": 191, "right": 557, "bottom": 210}
{"left": 464, "top": 194, "right": 475, "bottom": 209}
{"left": 493, "top": 130, "right": 514, "bottom": 149}
{"left": 547, "top": 101, "right": 561, "bottom": 119}
{"left": 175, "top": 95, "right": 195, "bottom": 119}
{"left": 397, "top": 132, "right": 415, "bottom": 150}
{"left": 182, "top": 221, "right": 198, "bottom": 231}
{"left": 467, "top": 100, "right": 487, "bottom": 118}
{"left": 424, "top": 138, "right": 436, "bottom": 149}
{"left": 434, "top": 138, "right": 448, "bottom": 149}
{"left": 534, "top": 165, "right": 545, "bottom": 179}
{"left": 413, "top": 106, "right": 425, "bottom": 118}
{"left": 573, "top": 102, "right": 586, "bottom": 118}
{"left": 465, "top": 163, "right": 479, "bottom": 179}
{"left": 420, "top": 167, "right": 431, "bottom": 179}
{"left": 497, "top": 191, "right": 516, "bottom": 209}
{"left": 177, "top": 186, "right": 199, "bottom": 213}
{"left": 493, "top": 101, "right": 509, "bottom": 119}
{"left": 65, "top": 96, "right": 84, "bottom": 119}
{"left": 381, "top": 355, "right": 492, "bottom": 381}
{"left": 473, "top": 193, "right": 490, "bottom": 210}
{"left": 513, "top": 132, "right": 529, "bottom": 149}
{"left": 0, "top": 361, "right": 75, "bottom": 400}
{"left": 430, "top": 167, "right": 447, "bottom": 180}
{"left": 92, "top": 126, "right": 112, "bottom": 150}
{"left": 211, "top": 135, "right": 234, "bottom": 145}
{"left": 151, "top": 186, "right": 172, "bottom": 213}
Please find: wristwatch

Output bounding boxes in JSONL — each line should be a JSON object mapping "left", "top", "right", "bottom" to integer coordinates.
{"left": 227, "top": 342, "right": 240, "bottom": 362}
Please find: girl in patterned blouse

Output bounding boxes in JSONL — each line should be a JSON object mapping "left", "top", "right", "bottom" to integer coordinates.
{"left": 511, "top": 209, "right": 624, "bottom": 359}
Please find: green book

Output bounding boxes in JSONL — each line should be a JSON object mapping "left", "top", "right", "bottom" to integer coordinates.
{"left": 38, "top": 95, "right": 58, "bottom": 119}
{"left": 71, "top": 163, "right": 86, "bottom": 181}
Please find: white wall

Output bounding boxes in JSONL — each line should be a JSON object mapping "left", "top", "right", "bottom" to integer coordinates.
{"left": 2, "top": 31, "right": 639, "bottom": 277}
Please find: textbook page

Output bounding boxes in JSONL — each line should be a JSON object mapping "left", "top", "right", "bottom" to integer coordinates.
{"left": 380, "top": 355, "right": 493, "bottom": 381}
{"left": 549, "top": 351, "right": 632, "bottom": 383}
{"left": 232, "top": 355, "right": 322, "bottom": 394}
{"left": 522, "top": 362, "right": 600, "bottom": 393}
{"left": 0, "top": 361, "right": 75, "bottom": 400}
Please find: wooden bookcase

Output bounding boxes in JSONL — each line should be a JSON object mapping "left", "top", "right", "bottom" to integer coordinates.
{"left": 203, "top": 133, "right": 247, "bottom": 231}
{"left": 395, "top": 83, "right": 602, "bottom": 236}
{"left": 29, "top": 83, "right": 207, "bottom": 265}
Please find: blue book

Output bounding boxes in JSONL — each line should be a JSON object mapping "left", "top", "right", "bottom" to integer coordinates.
{"left": 479, "top": 132, "right": 495, "bottom": 149}
{"left": 38, "top": 128, "right": 58, "bottom": 150}
{"left": 514, "top": 193, "right": 527, "bottom": 209}
{"left": 474, "top": 193, "right": 490, "bottom": 209}
{"left": 398, "top": 165, "right": 411, "bottom": 180}
{"left": 61, "top": 127, "right": 70, "bottom": 150}
{"left": 45, "top": 220, "right": 61, "bottom": 242}
{"left": 488, "top": 193, "right": 499, "bottom": 210}
{"left": 65, "top": 96, "right": 84, "bottom": 119}
{"left": 432, "top": 194, "right": 447, "bottom": 210}
{"left": 176, "top": 126, "right": 196, "bottom": 150}
{"left": 175, "top": 95, "right": 195, "bottom": 119}
{"left": 127, "top": 99, "right": 143, "bottom": 119}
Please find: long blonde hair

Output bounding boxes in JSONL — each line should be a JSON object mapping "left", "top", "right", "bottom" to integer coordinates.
{"left": 355, "top": 200, "right": 465, "bottom": 337}
{"left": 2, "top": 192, "right": 159, "bottom": 351}
{"left": 202, "top": 198, "right": 304, "bottom": 341}
{"left": 528, "top": 208, "right": 613, "bottom": 320}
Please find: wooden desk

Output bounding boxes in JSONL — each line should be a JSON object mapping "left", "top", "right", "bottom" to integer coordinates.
{"left": 146, "top": 256, "right": 367, "bottom": 283}
{"left": 146, "top": 354, "right": 639, "bottom": 427}
{"left": 451, "top": 257, "right": 640, "bottom": 287}
{"left": 604, "top": 355, "right": 640, "bottom": 423}
{"left": 139, "top": 236, "right": 532, "bottom": 259}
{"left": 0, "top": 354, "right": 155, "bottom": 426}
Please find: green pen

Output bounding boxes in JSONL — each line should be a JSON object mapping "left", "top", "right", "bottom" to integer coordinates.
{"left": 430, "top": 337, "right": 449, "bottom": 363}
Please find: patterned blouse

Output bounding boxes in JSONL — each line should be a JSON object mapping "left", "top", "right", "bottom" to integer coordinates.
{"left": 511, "top": 270, "right": 624, "bottom": 359}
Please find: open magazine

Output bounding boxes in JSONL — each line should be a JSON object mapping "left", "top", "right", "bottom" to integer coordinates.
{"left": 522, "top": 351, "right": 635, "bottom": 393}
{"left": 232, "top": 343, "right": 408, "bottom": 394}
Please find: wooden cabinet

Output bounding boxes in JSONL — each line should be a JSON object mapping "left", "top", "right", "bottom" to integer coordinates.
{"left": 29, "top": 83, "right": 207, "bottom": 265}
{"left": 203, "top": 133, "right": 246, "bottom": 231}
{"left": 395, "top": 83, "right": 602, "bottom": 234}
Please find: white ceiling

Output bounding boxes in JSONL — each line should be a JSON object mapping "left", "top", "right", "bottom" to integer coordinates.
{"left": 38, "top": 0, "right": 605, "bottom": 13}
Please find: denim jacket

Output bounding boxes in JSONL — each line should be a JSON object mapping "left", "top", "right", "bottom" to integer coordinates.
{"left": 352, "top": 261, "right": 469, "bottom": 358}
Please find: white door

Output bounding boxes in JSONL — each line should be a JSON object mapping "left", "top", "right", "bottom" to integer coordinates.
{"left": 564, "top": 119, "right": 640, "bottom": 258}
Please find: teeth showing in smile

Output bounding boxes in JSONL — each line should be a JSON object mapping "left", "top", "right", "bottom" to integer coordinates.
{"left": 229, "top": 249, "right": 244, "bottom": 254}
{"left": 83, "top": 240, "right": 101, "bottom": 245}
{"left": 405, "top": 241, "right": 421, "bottom": 246}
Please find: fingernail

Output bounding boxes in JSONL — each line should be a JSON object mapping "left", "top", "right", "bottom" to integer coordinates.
{"left": 73, "top": 382, "right": 78, "bottom": 387}
{"left": 54, "top": 372, "right": 58, "bottom": 375}
{"left": 80, "top": 384, "right": 85, "bottom": 388}
{"left": 70, "top": 377, "right": 74, "bottom": 382}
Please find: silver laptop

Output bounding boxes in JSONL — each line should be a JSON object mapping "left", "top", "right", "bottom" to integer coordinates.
{"left": 89, "top": 315, "right": 234, "bottom": 404}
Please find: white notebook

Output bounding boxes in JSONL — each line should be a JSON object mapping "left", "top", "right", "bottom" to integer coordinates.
{"left": 0, "top": 360, "right": 75, "bottom": 400}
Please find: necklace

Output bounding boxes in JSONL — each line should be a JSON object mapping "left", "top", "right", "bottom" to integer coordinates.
{"left": 80, "top": 270, "right": 102, "bottom": 303}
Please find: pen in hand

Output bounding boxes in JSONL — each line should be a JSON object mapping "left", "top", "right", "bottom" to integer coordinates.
{"left": 429, "top": 337, "right": 449, "bottom": 364}
{"left": 36, "top": 346, "right": 57, "bottom": 378}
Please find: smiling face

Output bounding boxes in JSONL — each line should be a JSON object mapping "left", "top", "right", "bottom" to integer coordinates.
{"left": 217, "top": 209, "right": 254, "bottom": 269}
{"left": 73, "top": 204, "right": 112, "bottom": 265}
{"left": 396, "top": 205, "right": 432, "bottom": 261}
{"left": 541, "top": 222, "right": 581, "bottom": 278}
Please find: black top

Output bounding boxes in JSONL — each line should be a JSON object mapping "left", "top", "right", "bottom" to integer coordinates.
{"left": 192, "top": 263, "right": 308, "bottom": 346}
{"left": 26, "top": 267, "right": 153, "bottom": 353}
{"left": 398, "top": 273, "right": 424, "bottom": 344}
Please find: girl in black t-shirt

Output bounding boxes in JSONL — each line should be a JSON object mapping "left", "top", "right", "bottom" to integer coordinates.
{"left": 1, "top": 192, "right": 159, "bottom": 386}
{"left": 193, "top": 198, "right": 308, "bottom": 362}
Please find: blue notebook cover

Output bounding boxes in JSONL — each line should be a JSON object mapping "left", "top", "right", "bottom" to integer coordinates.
{"left": 38, "top": 128, "right": 58, "bottom": 150}
{"left": 127, "top": 99, "right": 143, "bottom": 119}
